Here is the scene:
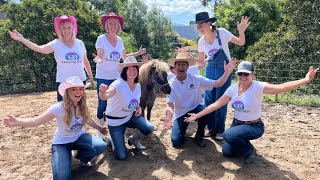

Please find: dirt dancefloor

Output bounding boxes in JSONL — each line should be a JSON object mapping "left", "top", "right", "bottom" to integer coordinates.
{"left": 0, "top": 90, "right": 319, "bottom": 180}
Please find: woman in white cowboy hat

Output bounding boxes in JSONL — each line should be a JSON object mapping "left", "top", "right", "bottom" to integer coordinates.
{"left": 93, "top": 12, "right": 148, "bottom": 137}
{"left": 8, "top": 15, "right": 94, "bottom": 102}
{"left": 99, "top": 56, "right": 154, "bottom": 160}
{"left": 3, "top": 76, "right": 107, "bottom": 179}
{"left": 185, "top": 61, "right": 319, "bottom": 164}
{"left": 180, "top": 11, "right": 250, "bottom": 140}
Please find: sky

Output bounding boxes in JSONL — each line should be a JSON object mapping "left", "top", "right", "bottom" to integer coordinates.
{"left": 142, "top": 0, "right": 213, "bottom": 25}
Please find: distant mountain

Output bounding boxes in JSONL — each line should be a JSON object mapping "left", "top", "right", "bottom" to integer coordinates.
{"left": 173, "top": 24, "right": 199, "bottom": 41}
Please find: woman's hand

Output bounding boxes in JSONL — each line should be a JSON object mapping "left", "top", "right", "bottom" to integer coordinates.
{"left": 99, "top": 127, "right": 108, "bottom": 135}
{"left": 93, "top": 53, "right": 103, "bottom": 64}
{"left": 184, "top": 113, "right": 198, "bottom": 123}
{"left": 160, "top": 117, "right": 172, "bottom": 129}
{"left": 3, "top": 115, "right": 18, "bottom": 127}
{"left": 99, "top": 84, "right": 109, "bottom": 92}
{"left": 224, "top": 57, "right": 238, "bottom": 74}
{"left": 138, "top": 48, "right": 147, "bottom": 56}
{"left": 8, "top": 30, "right": 24, "bottom": 42}
{"left": 134, "top": 106, "right": 142, "bottom": 117}
{"left": 237, "top": 16, "right": 250, "bottom": 34}
{"left": 305, "top": 66, "right": 319, "bottom": 83}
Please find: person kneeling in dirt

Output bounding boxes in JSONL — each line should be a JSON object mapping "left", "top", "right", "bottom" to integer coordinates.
{"left": 185, "top": 61, "right": 319, "bottom": 164}
{"left": 3, "top": 76, "right": 108, "bottom": 180}
{"left": 161, "top": 53, "right": 237, "bottom": 148}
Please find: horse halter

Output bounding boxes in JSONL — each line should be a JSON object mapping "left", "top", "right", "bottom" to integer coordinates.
{"left": 151, "top": 73, "right": 169, "bottom": 88}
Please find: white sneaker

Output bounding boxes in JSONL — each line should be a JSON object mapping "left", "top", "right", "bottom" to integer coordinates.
{"left": 215, "top": 133, "right": 224, "bottom": 141}
{"left": 128, "top": 135, "right": 146, "bottom": 150}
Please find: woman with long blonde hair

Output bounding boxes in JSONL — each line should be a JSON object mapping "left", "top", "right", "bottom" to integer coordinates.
{"left": 3, "top": 76, "right": 107, "bottom": 179}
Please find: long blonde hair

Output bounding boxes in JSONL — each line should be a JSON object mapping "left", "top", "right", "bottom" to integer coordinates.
{"left": 63, "top": 89, "right": 90, "bottom": 126}
{"left": 57, "top": 21, "right": 76, "bottom": 42}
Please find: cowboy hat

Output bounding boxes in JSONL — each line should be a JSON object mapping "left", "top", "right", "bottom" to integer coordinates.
{"left": 118, "top": 56, "right": 143, "bottom": 71}
{"left": 101, "top": 12, "right": 124, "bottom": 29}
{"left": 168, "top": 53, "right": 195, "bottom": 66}
{"left": 189, "top": 12, "right": 217, "bottom": 27}
{"left": 54, "top": 15, "right": 78, "bottom": 36}
{"left": 58, "top": 76, "right": 91, "bottom": 96}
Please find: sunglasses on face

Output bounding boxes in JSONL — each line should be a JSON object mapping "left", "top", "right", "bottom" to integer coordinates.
{"left": 237, "top": 72, "right": 250, "bottom": 76}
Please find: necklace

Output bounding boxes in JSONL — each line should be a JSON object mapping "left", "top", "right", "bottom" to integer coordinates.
{"left": 74, "top": 105, "right": 80, "bottom": 119}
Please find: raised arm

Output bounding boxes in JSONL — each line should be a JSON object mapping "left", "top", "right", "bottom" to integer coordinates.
{"left": 212, "top": 58, "right": 237, "bottom": 88}
{"left": 3, "top": 108, "right": 55, "bottom": 128}
{"left": 99, "top": 84, "right": 116, "bottom": 100}
{"left": 160, "top": 103, "right": 175, "bottom": 129}
{"left": 8, "top": 30, "right": 53, "bottom": 54}
{"left": 230, "top": 16, "right": 250, "bottom": 46}
{"left": 263, "top": 66, "right": 319, "bottom": 95}
{"left": 185, "top": 95, "right": 231, "bottom": 122}
{"left": 122, "top": 47, "right": 147, "bottom": 60}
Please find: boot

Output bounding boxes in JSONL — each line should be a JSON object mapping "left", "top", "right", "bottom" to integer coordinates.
{"left": 96, "top": 118, "right": 105, "bottom": 138}
{"left": 128, "top": 131, "right": 146, "bottom": 150}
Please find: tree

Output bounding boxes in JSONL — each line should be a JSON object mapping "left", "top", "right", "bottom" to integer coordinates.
{"left": 0, "top": 0, "right": 101, "bottom": 93}
{"left": 86, "top": 0, "right": 127, "bottom": 15}
{"left": 147, "top": 6, "right": 173, "bottom": 60}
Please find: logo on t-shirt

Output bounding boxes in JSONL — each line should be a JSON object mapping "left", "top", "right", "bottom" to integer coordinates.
{"left": 65, "top": 52, "right": 80, "bottom": 61}
{"left": 109, "top": 51, "right": 121, "bottom": 61}
{"left": 208, "top": 48, "right": 218, "bottom": 58}
{"left": 232, "top": 100, "right": 244, "bottom": 111}
{"left": 69, "top": 119, "right": 83, "bottom": 133}
{"left": 128, "top": 99, "right": 139, "bottom": 110}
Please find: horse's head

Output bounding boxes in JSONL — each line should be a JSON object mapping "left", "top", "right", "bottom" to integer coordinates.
{"left": 151, "top": 64, "right": 171, "bottom": 94}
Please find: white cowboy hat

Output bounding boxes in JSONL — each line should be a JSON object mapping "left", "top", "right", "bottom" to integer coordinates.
{"left": 119, "top": 56, "right": 143, "bottom": 71}
{"left": 168, "top": 53, "right": 195, "bottom": 66}
{"left": 58, "top": 76, "right": 91, "bottom": 96}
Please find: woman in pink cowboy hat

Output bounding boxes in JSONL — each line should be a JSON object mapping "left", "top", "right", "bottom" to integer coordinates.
{"left": 93, "top": 12, "right": 147, "bottom": 138}
{"left": 99, "top": 56, "right": 154, "bottom": 160}
{"left": 8, "top": 15, "right": 94, "bottom": 102}
{"left": 3, "top": 76, "right": 108, "bottom": 180}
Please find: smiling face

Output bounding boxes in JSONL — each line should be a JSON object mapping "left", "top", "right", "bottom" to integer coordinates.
{"left": 196, "top": 21, "right": 211, "bottom": 34}
{"left": 59, "top": 21, "right": 74, "bottom": 41}
{"left": 237, "top": 72, "right": 254, "bottom": 85}
{"left": 174, "top": 61, "right": 189, "bottom": 78}
{"left": 105, "top": 18, "right": 121, "bottom": 34}
{"left": 126, "top": 66, "right": 139, "bottom": 81}
{"left": 67, "top": 87, "right": 84, "bottom": 104}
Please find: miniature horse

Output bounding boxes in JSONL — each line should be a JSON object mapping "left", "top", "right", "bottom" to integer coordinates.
{"left": 139, "top": 60, "right": 171, "bottom": 120}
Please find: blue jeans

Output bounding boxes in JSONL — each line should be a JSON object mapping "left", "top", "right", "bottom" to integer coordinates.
{"left": 96, "top": 78, "right": 115, "bottom": 119}
{"left": 204, "top": 58, "right": 232, "bottom": 134}
{"left": 222, "top": 119, "right": 264, "bottom": 158}
{"left": 171, "top": 105, "right": 208, "bottom": 147}
{"left": 51, "top": 133, "right": 107, "bottom": 180}
{"left": 108, "top": 115, "right": 154, "bottom": 160}
{"left": 56, "top": 81, "right": 86, "bottom": 102}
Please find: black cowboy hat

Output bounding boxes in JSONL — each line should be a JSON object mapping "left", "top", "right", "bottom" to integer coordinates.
{"left": 189, "top": 12, "right": 217, "bottom": 26}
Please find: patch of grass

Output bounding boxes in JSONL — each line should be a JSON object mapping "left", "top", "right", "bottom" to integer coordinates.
{"left": 264, "top": 93, "right": 320, "bottom": 107}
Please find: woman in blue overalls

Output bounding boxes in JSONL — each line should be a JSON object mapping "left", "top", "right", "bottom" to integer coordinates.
{"left": 189, "top": 12, "right": 250, "bottom": 140}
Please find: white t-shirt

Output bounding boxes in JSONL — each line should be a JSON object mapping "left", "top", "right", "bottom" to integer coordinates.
{"left": 49, "top": 39, "right": 87, "bottom": 82}
{"left": 95, "top": 35, "right": 125, "bottom": 80}
{"left": 167, "top": 65, "right": 200, "bottom": 81}
{"left": 225, "top": 81, "right": 267, "bottom": 121}
{"left": 198, "top": 28, "right": 234, "bottom": 60}
{"left": 167, "top": 74, "right": 215, "bottom": 119}
{"left": 49, "top": 102, "right": 85, "bottom": 144}
{"left": 105, "top": 78, "right": 141, "bottom": 126}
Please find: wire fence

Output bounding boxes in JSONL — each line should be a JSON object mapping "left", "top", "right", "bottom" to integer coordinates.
{"left": 0, "top": 60, "right": 319, "bottom": 106}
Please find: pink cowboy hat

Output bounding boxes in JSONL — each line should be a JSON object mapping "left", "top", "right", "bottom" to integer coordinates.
{"left": 58, "top": 76, "right": 91, "bottom": 96}
{"left": 54, "top": 15, "right": 78, "bottom": 36}
{"left": 100, "top": 12, "right": 124, "bottom": 30}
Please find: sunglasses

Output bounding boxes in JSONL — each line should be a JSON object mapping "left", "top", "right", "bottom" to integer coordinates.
{"left": 237, "top": 72, "right": 250, "bottom": 76}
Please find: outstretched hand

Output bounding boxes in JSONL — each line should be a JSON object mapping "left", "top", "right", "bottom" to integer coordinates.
{"left": 99, "top": 127, "right": 108, "bottom": 135}
{"left": 160, "top": 117, "right": 172, "bottom": 129}
{"left": 99, "top": 83, "right": 109, "bottom": 92}
{"left": 224, "top": 57, "right": 238, "bottom": 74}
{"left": 237, "top": 16, "right": 250, "bottom": 34}
{"left": 3, "top": 115, "right": 18, "bottom": 127}
{"left": 93, "top": 54, "right": 103, "bottom": 64}
{"left": 184, "top": 113, "right": 198, "bottom": 123}
{"left": 8, "top": 30, "right": 24, "bottom": 42}
{"left": 305, "top": 66, "right": 319, "bottom": 83}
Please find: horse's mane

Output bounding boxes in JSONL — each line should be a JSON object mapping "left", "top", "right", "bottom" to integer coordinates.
{"left": 139, "top": 59, "right": 170, "bottom": 85}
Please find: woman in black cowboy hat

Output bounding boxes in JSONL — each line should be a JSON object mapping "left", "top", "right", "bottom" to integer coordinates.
{"left": 186, "top": 12, "right": 250, "bottom": 141}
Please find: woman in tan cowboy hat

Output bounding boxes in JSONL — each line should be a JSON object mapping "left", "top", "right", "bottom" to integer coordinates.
{"left": 181, "top": 11, "right": 250, "bottom": 140}
{"left": 3, "top": 76, "right": 108, "bottom": 179}
{"left": 185, "top": 61, "right": 319, "bottom": 164}
{"left": 93, "top": 12, "right": 148, "bottom": 137}
{"left": 8, "top": 15, "right": 94, "bottom": 102}
{"left": 99, "top": 56, "right": 154, "bottom": 160}
{"left": 161, "top": 53, "right": 237, "bottom": 148}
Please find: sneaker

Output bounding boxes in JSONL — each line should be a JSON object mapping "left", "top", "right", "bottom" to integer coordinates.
{"left": 215, "top": 133, "right": 224, "bottom": 141}
{"left": 195, "top": 136, "right": 206, "bottom": 147}
{"left": 81, "top": 161, "right": 92, "bottom": 168}
{"left": 204, "top": 129, "right": 215, "bottom": 137}
{"left": 244, "top": 148, "right": 256, "bottom": 164}
{"left": 128, "top": 136, "right": 146, "bottom": 150}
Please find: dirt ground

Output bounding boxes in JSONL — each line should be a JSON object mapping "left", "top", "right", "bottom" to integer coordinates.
{"left": 0, "top": 90, "right": 319, "bottom": 180}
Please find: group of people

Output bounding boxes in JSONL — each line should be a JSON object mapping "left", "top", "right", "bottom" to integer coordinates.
{"left": 4, "top": 10, "right": 319, "bottom": 180}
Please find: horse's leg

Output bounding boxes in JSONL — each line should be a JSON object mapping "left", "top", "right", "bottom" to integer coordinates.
{"left": 146, "top": 102, "right": 154, "bottom": 121}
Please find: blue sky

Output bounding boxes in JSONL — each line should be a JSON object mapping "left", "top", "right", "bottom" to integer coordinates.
{"left": 143, "top": 0, "right": 213, "bottom": 25}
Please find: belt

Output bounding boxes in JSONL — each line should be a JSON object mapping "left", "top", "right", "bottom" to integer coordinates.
{"left": 105, "top": 115, "right": 127, "bottom": 120}
{"left": 234, "top": 118, "right": 261, "bottom": 125}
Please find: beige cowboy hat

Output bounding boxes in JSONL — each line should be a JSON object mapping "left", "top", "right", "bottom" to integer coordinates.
{"left": 118, "top": 56, "right": 143, "bottom": 71}
{"left": 58, "top": 76, "right": 91, "bottom": 96}
{"left": 168, "top": 53, "right": 195, "bottom": 66}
